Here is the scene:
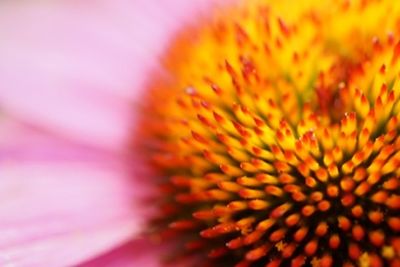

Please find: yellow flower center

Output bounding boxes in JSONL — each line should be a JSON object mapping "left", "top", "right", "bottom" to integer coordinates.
{"left": 141, "top": 0, "right": 400, "bottom": 266}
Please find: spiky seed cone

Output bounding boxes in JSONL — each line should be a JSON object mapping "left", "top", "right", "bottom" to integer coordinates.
{"left": 141, "top": 1, "right": 400, "bottom": 266}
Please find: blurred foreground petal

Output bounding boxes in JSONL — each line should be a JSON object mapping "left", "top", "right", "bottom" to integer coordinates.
{"left": 0, "top": 160, "right": 140, "bottom": 267}
{"left": 81, "top": 239, "right": 162, "bottom": 267}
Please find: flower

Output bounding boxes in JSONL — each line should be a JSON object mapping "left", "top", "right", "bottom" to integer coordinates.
{"left": 3, "top": 0, "right": 400, "bottom": 266}
{"left": 142, "top": 0, "right": 400, "bottom": 266}
{"left": 0, "top": 0, "right": 217, "bottom": 266}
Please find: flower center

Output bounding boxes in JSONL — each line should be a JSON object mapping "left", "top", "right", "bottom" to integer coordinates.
{"left": 141, "top": 1, "right": 400, "bottom": 266}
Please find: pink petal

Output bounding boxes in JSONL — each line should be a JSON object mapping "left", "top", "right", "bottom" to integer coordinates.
{"left": 0, "top": 159, "right": 142, "bottom": 267}
{"left": 80, "top": 238, "right": 203, "bottom": 267}
{"left": 0, "top": 118, "right": 124, "bottom": 164}
{"left": 0, "top": 0, "right": 220, "bottom": 150}
{"left": 80, "top": 239, "right": 162, "bottom": 267}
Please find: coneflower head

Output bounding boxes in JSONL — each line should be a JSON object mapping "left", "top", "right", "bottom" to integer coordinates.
{"left": 142, "top": 1, "right": 400, "bottom": 266}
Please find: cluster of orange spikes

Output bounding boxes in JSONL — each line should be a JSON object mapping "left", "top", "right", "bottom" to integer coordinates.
{"left": 141, "top": 0, "right": 400, "bottom": 266}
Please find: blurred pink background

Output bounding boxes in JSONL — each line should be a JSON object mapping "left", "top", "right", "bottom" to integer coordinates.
{"left": 0, "top": 1, "right": 227, "bottom": 266}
